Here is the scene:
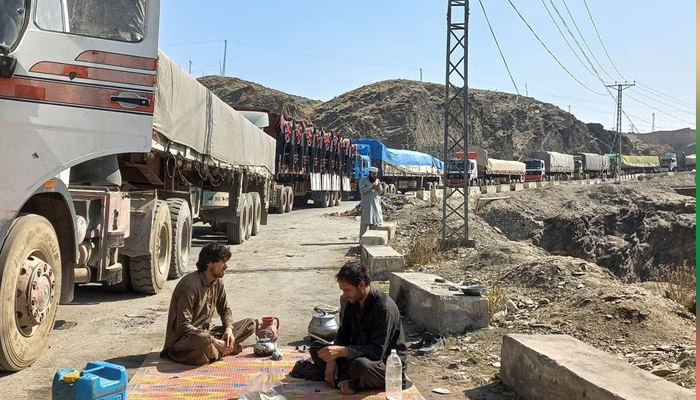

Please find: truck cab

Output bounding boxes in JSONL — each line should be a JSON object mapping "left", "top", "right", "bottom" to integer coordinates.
{"left": 660, "top": 153, "right": 678, "bottom": 172}
{"left": 446, "top": 158, "right": 477, "bottom": 187}
{"left": 350, "top": 145, "right": 371, "bottom": 197}
{"left": 524, "top": 159, "right": 545, "bottom": 182}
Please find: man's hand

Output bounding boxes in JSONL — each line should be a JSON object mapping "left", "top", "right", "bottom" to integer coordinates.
{"left": 222, "top": 327, "right": 235, "bottom": 349}
{"left": 317, "top": 345, "right": 348, "bottom": 362}
{"left": 324, "top": 361, "right": 337, "bottom": 387}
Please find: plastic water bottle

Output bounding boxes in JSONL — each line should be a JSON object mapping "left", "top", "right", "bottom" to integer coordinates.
{"left": 385, "top": 349, "right": 403, "bottom": 400}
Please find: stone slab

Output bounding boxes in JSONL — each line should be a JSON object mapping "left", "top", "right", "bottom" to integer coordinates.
{"left": 536, "top": 182, "right": 544, "bottom": 188}
{"left": 496, "top": 184, "right": 510, "bottom": 193}
{"left": 376, "top": 222, "right": 397, "bottom": 241}
{"left": 511, "top": 183, "right": 524, "bottom": 191}
{"left": 389, "top": 272, "right": 489, "bottom": 335}
{"left": 361, "top": 245, "right": 405, "bottom": 280}
{"left": 415, "top": 190, "right": 430, "bottom": 201}
{"left": 481, "top": 185, "right": 497, "bottom": 194}
{"left": 360, "top": 229, "right": 388, "bottom": 246}
{"left": 501, "top": 334, "right": 695, "bottom": 400}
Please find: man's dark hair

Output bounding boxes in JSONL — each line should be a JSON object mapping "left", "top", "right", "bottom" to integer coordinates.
{"left": 335, "top": 263, "right": 371, "bottom": 287}
{"left": 196, "top": 242, "right": 232, "bottom": 272}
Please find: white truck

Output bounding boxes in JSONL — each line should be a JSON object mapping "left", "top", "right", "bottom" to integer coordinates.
{"left": 0, "top": 0, "right": 276, "bottom": 370}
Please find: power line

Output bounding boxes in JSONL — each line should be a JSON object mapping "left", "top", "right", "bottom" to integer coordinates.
{"left": 581, "top": 0, "right": 626, "bottom": 80}
{"left": 628, "top": 88, "right": 696, "bottom": 116}
{"left": 477, "top": 0, "right": 520, "bottom": 95}
{"left": 625, "top": 94, "right": 696, "bottom": 127}
{"left": 540, "top": 0, "right": 597, "bottom": 78}
{"left": 506, "top": 0, "right": 605, "bottom": 95}
{"left": 560, "top": 0, "right": 616, "bottom": 81}
{"left": 635, "top": 82, "right": 696, "bottom": 109}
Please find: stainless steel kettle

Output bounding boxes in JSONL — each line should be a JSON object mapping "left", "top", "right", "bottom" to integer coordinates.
{"left": 307, "top": 310, "right": 339, "bottom": 341}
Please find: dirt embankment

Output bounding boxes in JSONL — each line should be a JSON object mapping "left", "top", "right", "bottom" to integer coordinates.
{"left": 378, "top": 174, "right": 696, "bottom": 396}
{"left": 479, "top": 174, "right": 696, "bottom": 281}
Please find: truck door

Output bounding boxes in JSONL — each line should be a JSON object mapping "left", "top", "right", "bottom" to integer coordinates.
{"left": 0, "top": 0, "right": 160, "bottom": 208}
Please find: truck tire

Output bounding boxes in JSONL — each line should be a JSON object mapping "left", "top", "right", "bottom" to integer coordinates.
{"left": 130, "top": 201, "right": 172, "bottom": 294}
{"left": 244, "top": 193, "right": 254, "bottom": 240}
{"left": 334, "top": 191, "right": 341, "bottom": 206}
{"left": 0, "top": 214, "right": 62, "bottom": 371}
{"left": 278, "top": 187, "right": 288, "bottom": 214}
{"left": 226, "top": 196, "right": 247, "bottom": 244}
{"left": 388, "top": 184, "right": 396, "bottom": 195}
{"left": 166, "top": 198, "right": 192, "bottom": 279}
{"left": 285, "top": 187, "right": 294, "bottom": 213}
{"left": 250, "top": 192, "right": 262, "bottom": 236}
{"left": 330, "top": 191, "right": 338, "bottom": 207}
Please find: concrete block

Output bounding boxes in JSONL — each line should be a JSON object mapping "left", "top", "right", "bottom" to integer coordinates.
{"left": 553, "top": 181, "right": 561, "bottom": 186}
{"left": 415, "top": 190, "right": 430, "bottom": 201}
{"left": 389, "top": 272, "right": 489, "bottom": 335}
{"left": 376, "top": 222, "right": 397, "bottom": 241}
{"left": 496, "top": 184, "right": 510, "bottom": 193}
{"left": 481, "top": 185, "right": 497, "bottom": 194}
{"left": 361, "top": 245, "right": 405, "bottom": 280}
{"left": 360, "top": 230, "right": 388, "bottom": 246}
{"left": 536, "top": 182, "right": 544, "bottom": 188}
{"left": 522, "top": 182, "right": 531, "bottom": 189}
{"left": 501, "top": 334, "right": 694, "bottom": 400}
{"left": 511, "top": 183, "right": 524, "bottom": 191}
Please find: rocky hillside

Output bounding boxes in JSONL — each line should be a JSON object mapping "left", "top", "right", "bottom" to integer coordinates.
{"left": 198, "top": 76, "right": 320, "bottom": 120}
{"left": 199, "top": 76, "right": 682, "bottom": 159}
{"left": 628, "top": 128, "right": 696, "bottom": 155}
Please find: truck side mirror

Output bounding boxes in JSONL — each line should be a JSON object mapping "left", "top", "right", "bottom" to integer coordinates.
{"left": 0, "top": 44, "right": 17, "bottom": 78}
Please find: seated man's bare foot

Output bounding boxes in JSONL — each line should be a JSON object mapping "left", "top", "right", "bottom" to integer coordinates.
{"left": 214, "top": 339, "right": 234, "bottom": 357}
{"left": 338, "top": 380, "right": 356, "bottom": 395}
{"left": 231, "top": 343, "right": 243, "bottom": 355}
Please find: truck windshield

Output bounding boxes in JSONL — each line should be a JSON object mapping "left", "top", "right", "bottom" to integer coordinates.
{"left": 0, "top": 0, "right": 28, "bottom": 49}
{"left": 525, "top": 160, "right": 542, "bottom": 170}
{"left": 35, "top": 0, "right": 145, "bottom": 42}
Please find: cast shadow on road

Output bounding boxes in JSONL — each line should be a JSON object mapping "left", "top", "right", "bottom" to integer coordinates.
{"left": 191, "top": 226, "right": 227, "bottom": 247}
{"left": 464, "top": 381, "right": 521, "bottom": 399}
{"left": 301, "top": 242, "right": 357, "bottom": 247}
{"left": 225, "top": 265, "right": 340, "bottom": 275}
{"left": 65, "top": 284, "right": 148, "bottom": 305}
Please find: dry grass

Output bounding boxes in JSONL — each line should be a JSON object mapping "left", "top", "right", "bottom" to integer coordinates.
{"left": 655, "top": 261, "right": 696, "bottom": 313}
{"left": 405, "top": 230, "right": 443, "bottom": 267}
{"left": 485, "top": 281, "right": 507, "bottom": 323}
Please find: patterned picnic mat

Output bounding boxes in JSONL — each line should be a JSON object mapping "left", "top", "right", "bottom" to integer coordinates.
{"left": 128, "top": 346, "right": 425, "bottom": 400}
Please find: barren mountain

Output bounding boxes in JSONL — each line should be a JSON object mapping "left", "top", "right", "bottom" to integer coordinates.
{"left": 199, "top": 76, "right": 684, "bottom": 160}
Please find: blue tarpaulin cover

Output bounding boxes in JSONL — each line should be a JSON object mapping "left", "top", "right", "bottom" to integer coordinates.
{"left": 353, "top": 139, "right": 444, "bottom": 170}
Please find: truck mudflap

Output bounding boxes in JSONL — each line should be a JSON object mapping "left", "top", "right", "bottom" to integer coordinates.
{"left": 121, "top": 191, "right": 157, "bottom": 258}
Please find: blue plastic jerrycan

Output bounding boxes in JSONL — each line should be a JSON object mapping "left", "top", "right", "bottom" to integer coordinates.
{"left": 52, "top": 361, "right": 127, "bottom": 400}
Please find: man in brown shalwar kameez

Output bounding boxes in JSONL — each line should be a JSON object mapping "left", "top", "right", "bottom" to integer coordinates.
{"left": 160, "top": 242, "right": 255, "bottom": 365}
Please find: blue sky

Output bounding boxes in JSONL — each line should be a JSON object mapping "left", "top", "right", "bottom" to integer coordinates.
{"left": 159, "top": 1, "right": 696, "bottom": 132}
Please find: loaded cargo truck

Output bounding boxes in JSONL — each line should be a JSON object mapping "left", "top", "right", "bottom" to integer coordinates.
{"left": 660, "top": 153, "right": 678, "bottom": 172}
{"left": 573, "top": 153, "right": 611, "bottom": 179}
{"left": 239, "top": 111, "right": 355, "bottom": 210}
{"left": 351, "top": 139, "right": 443, "bottom": 195}
{"left": 527, "top": 151, "right": 575, "bottom": 181}
{"left": 0, "top": 0, "right": 276, "bottom": 371}
{"left": 452, "top": 148, "right": 524, "bottom": 185}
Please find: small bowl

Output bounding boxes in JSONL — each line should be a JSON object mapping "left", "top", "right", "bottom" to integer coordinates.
{"left": 460, "top": 285, "right": 487, "bottom": 296}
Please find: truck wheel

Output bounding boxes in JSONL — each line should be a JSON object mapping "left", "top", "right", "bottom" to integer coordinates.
{"left": 278, "top": 187, "right": 288, "bottom": 214}
{"left": 285, "top": 187, "right": 294, "bottom": 213}
{"left": 131, "top": 200, "right": 171, "bottom": 294}
{"left": 244, "top": 193, "right": 254, "bottom": 240}
{"left": 226, "top": 195, "right": 248, "bottom": 244}
{"left": 0, "top": 214, "right": 62, "bottom": 371}
{"left": 320, "top": 191, "right": 331, "bottom": 208}
{"left": 166, "top": 198, "right": 192, "bottom": 279}
{"left": 250, "top": 192, "right": 262, "bottom": 236}
{"left": 334, "top": 191, "right": 342, "bottom": 206}
{"left": 388, "top": 184, "right": 396, "bottom": 195}
{"left": 330, "top": 191, "right": 338, "bottom": 207}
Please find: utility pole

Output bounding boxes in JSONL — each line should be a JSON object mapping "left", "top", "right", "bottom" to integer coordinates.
{"left": 188, "top": 60, "right": 192, "bottom": 74}
{"left": 606, "top": 81, "right": 635, "bottom": 181}
{"left": 568, "top": 105, "right": 571, "bottom": 114}
{"left": 222, "top": 39, "right": 228, "bottom": 77}
{"left": 525, "top": 83, "right": 528, "bottom": 97}
{"left": 652, "top": 113, "right": 655, "bottom": 132}
{"left": 441, "top": 0, "right": 471, "bottom": 249}
{"left": 420, "top": 68, "right": 423, "bottom": 82}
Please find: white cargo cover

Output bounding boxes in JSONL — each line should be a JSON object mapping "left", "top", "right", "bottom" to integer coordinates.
{"left": 578, "top": 153, "right": 606, "bottom": 172}
{"left": 153, "top": 51, "right": 275, "bottom": 173}
{"left": 529, "top": 151, "right": 574, "bottom": 174}
{"left": 486, "top": 159, "right": 526, "bottom": 175}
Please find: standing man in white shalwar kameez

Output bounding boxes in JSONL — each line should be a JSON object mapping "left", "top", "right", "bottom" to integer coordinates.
{"left": 359, "top": 167, "right": 384, "bottom": 238}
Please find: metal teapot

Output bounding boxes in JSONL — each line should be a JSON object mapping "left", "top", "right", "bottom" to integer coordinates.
{"left": 307, "top": 310, "right": 339, "bottom": 341}
{"left": 253, "top": 337, "right": 276, "bottom": 357}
